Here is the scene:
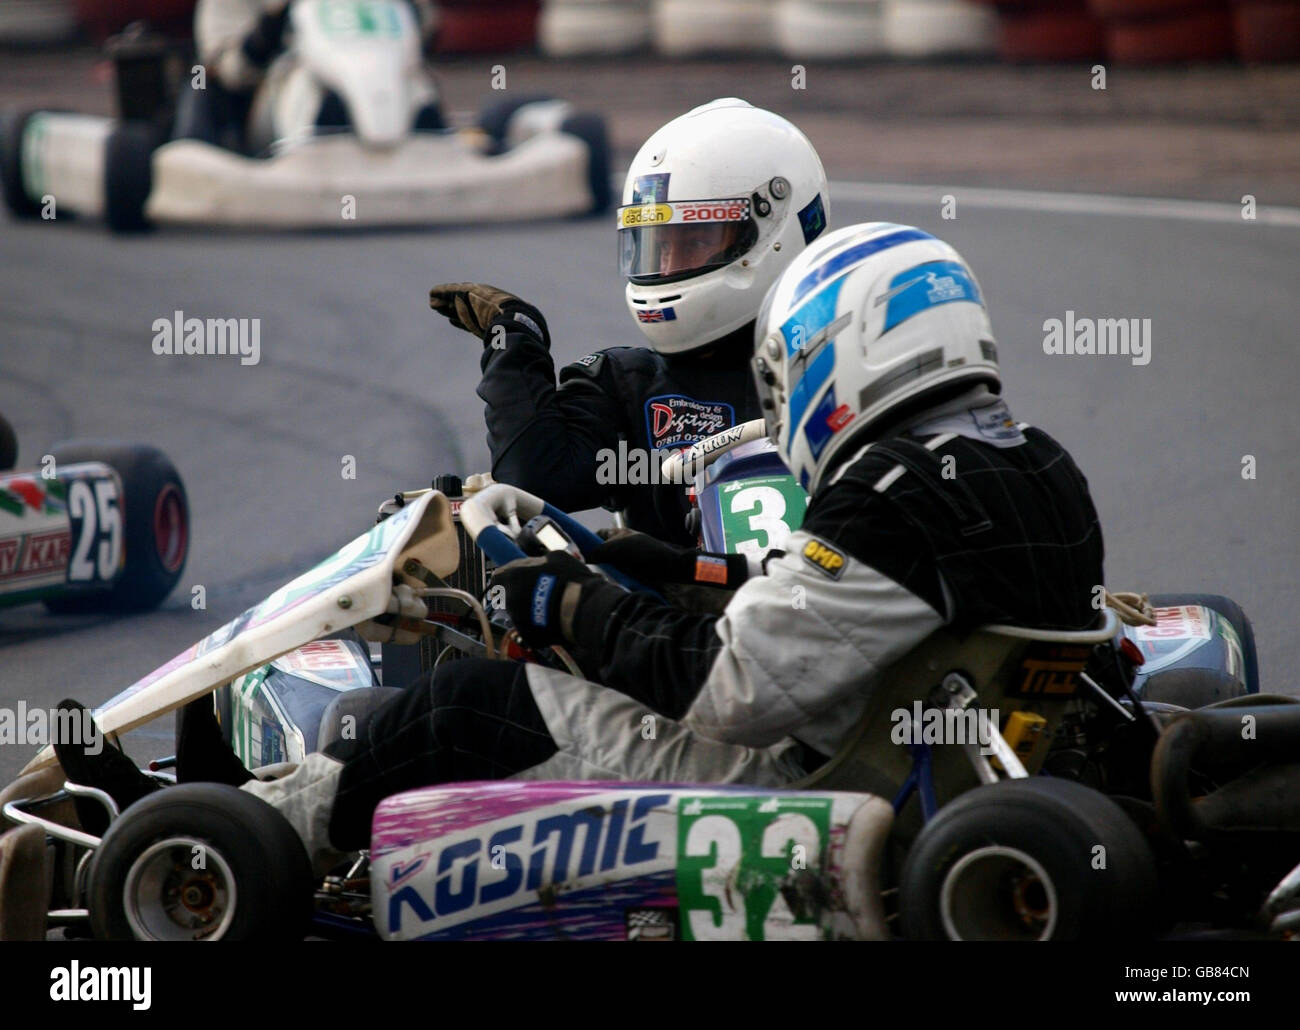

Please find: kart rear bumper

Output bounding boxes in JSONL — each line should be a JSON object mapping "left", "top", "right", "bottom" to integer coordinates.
{"left": 147, "top": 131, "right": 596, "bottom": 228}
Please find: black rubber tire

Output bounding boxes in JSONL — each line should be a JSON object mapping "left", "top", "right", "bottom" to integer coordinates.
{"left": 0, "top": 410, "right": 17, "bottom": 471}
{"left": 45, "top": 441, "right": 188, "bottom": 613}
{"left": 1149, "top": 592, "right": 1260, "bottom": 695}
{"left": 560, "top": 111, "right": 612, "bottom": 215}
{"left": 476, "top": 92, "right": 557, "bottom": 149}
{"left": 0, "top": 109, "right": 41, "bottom": 220}
{"left": 103, "top": 120, "right": 155, "bottom": 234}
{"left": 1139, "top": 667, "right": 1247, "bottom": 710}
{"left": 900, "top": 777, "right": 1159, "bottom": 940}
{"left": 88, "top": 784, "right": 313, "bottom": 941}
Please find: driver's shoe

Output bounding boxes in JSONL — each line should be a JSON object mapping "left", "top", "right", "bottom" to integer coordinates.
{"left": 176, "top": 697, "right": 253, "bottom": 788}
{"left": 52, "top": 699, "right": 160, "bottom": 836}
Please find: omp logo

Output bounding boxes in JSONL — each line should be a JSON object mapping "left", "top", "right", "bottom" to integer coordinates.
{"left": 386, "top": 793, "right": 671, "bottom": 935}
{"left": 802, "top": 539, "right": 845, "bottom": 579}
{"left": 50, "top": 962, "right": 150, "bottom": 1010}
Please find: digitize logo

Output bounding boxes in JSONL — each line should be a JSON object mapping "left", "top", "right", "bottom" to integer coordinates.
{"left": 646, "top": 396, "right": 734, "bottom": 450}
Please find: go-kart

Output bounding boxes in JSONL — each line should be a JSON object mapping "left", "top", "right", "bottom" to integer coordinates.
{"left": 0, "top": 423, "right": 1295, "bottom": 941}
{"left": 0, "top": 411, "right": 188, "bottom": 614}
{"left": 0, "top": 0, "right": 610, "bottom": 232}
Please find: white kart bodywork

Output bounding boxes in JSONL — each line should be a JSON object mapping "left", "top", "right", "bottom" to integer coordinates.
{"left": 145, "top": 129, "right": 593, "bottom": 228}
{"left": 20, "top": 490, "right": 458, "bottom": 775}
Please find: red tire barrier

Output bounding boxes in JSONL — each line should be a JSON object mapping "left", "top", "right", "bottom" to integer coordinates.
{"left": 1000, "top": 10, "right": 1108, "bottom": 60}
{"left": 434, "top": 1, "right": 540, "bottom": 54}
{"left": 73, "top": 0, "right": 197, "bottom": 42}
{"left": 1089, "top": 0, "right": 1226, "bottom": 17}
{"left": 1106, "top": 8, "right": 1235, "bottom": 61}
{"left": 1233, "top": 1, "right": 1300, "bottom": 61}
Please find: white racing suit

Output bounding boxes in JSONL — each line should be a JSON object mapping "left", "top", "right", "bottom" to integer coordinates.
{"left": 243, "top": 387, "right": 1105, "bottom": 871}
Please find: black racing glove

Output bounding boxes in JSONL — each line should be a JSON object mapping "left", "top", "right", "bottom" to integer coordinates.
{"left": 588, "top": 531, "right": 748, "bottom": 591}
{"left": 429, "top": 282, "right": 550, "bottom": 350}
{"left": 490, "top": 551, "right": 623, "bottom": 649}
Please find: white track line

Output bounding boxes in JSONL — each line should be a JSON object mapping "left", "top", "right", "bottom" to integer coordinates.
{"left": 827, "top": 180, "right": 1300, "bottom": 228}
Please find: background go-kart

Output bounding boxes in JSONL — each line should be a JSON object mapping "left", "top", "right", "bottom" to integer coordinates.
{"left": 1, "top": 2, "right": 1298, "bottom": 783}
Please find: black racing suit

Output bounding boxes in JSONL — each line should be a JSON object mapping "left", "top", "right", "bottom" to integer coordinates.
{"left": 477, "top": 321, "right": 763, "bottom": 544}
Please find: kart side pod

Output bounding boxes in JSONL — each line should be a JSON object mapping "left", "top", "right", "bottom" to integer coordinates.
{"left": 370, "top": 783, "right": 895, "bottom": 941}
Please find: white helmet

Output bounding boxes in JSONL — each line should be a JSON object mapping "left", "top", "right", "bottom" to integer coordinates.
{"left": 754, "top": 223, "right": 1001, "bottom": 493}
{"left": 618, "top": 99, "right": 830, "bottom": 355}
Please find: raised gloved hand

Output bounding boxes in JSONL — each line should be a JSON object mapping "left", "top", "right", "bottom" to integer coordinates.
{"left": 588, "top": 530, "right": 748, "bottom": 591}
{"left": 490, "top": 550, "right": 609, "bottom": 648}
{"left": 429, "top": 283, "right": 550, "bottom": 349}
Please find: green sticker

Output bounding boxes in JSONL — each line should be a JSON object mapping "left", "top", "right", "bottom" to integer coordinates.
{"left": 716, "top": 475, "right": 808, "bottom": 558}
{"left": 676, "top": 795, "right": 831, "bottom": 941}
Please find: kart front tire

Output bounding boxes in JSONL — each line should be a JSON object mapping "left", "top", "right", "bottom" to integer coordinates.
{"left": 899, "top": 777, "right": 1158, "bottom": 940}
{"left": 0, "top": 410, "right": 17, "bottom": 471}
{"left": 45, "top": 441, "right": 189, "bottom": 613}
{"left": 561, "top": 111, "right": 612, "bottom": 214}
{"left": 103, "top": 120, "right": 155, "bottom": 234}
{"left": 0, "top": 109, "right": 41, "bottom": 220}
{"left": 88, "top": 784, "right": 313, "bottom": 941}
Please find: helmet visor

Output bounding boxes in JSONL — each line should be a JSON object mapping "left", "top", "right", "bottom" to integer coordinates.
{"left": 618, "top": 198, "right": 758, "bottom": 286}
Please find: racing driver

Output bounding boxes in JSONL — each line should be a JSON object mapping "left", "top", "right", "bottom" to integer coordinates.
{"left": 430, "top": 98, "right": 832, "bottom": 545}
{"left": 188, "top": 0, "right": 443, "bottom": 151}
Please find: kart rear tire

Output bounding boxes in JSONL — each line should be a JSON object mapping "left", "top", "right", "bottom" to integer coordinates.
{"left": 103, "top": 120, "right": 155, "bottom": 234}
{"left": 88, "top": 784, "right": 313, "bottom": 941}
{"left": 0, "top": 109, "right": 41, "bottom": 220}
{"left": 899, "top": 777, "right": 1159, "bottom": 940}
{"left": 477, "top": 92, "right": 558, "bottom": 149}
{"left": 45, "top": 441, "right": 188, "bottom": 613}
{"left": 0, "top": 411, "right": 16, "bottom": 471}
{"left": 1148, "top": 592, "right": 1260, "bottom": 694}
{"left": 560, "top": 112, "right": 612, "bottom": 214}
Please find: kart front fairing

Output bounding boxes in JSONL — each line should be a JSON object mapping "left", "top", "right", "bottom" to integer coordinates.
{"left": 20, "top": 490, "right": 458, "bottom": 776}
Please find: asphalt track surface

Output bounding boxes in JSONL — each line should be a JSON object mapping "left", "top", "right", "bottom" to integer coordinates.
{"left": 0, "top": 186, "right": 1297, "bottom": 783}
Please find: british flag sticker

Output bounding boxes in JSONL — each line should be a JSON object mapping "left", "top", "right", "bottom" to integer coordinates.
{"left": 636, "top": 307, "right": 677, "bottom": 323}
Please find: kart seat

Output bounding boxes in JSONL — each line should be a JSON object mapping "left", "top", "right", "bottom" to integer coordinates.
{"left": 317, "top": 687, "right": 403, "bottom": 756}
{"left": 795, "top": 613, "right": 1121, "bottom": 807}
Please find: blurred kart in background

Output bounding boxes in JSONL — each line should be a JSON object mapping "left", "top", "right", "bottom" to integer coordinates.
{"left": 0, "top": 411, "right": 188, "bottom": 614}
{"left": 0, "top": 0, "right": 611, "bottom": 232}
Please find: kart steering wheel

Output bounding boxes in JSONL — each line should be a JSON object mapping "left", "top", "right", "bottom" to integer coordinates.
{"left": 659, "top": 418, "right": 769, "bottom": 486}
{"left": 458, "top": 483, "right": 659, "bottom": 598}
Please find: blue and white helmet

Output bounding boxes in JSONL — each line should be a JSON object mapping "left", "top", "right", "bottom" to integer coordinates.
{"left": 753, "top": 223, "right": 1000, "bottom": 493}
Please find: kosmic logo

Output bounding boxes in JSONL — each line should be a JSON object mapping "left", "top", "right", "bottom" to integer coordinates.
{"left": 0, "top": 702, "right": 101, "bottom": 755}
{"left": 384, "top": 792, "right": 672, "bottom": 937}
{"left": 1042, "top": 311, "right": 1151, "bottom": 367}
{"left": 151, "top": 310, "right": 260, "bottom": 366}
{"left": 50, "top": 962, "right": 150, "bottom": 1010}
{"left": 891, "top": 703, "right": 1000, "bottom": 756}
